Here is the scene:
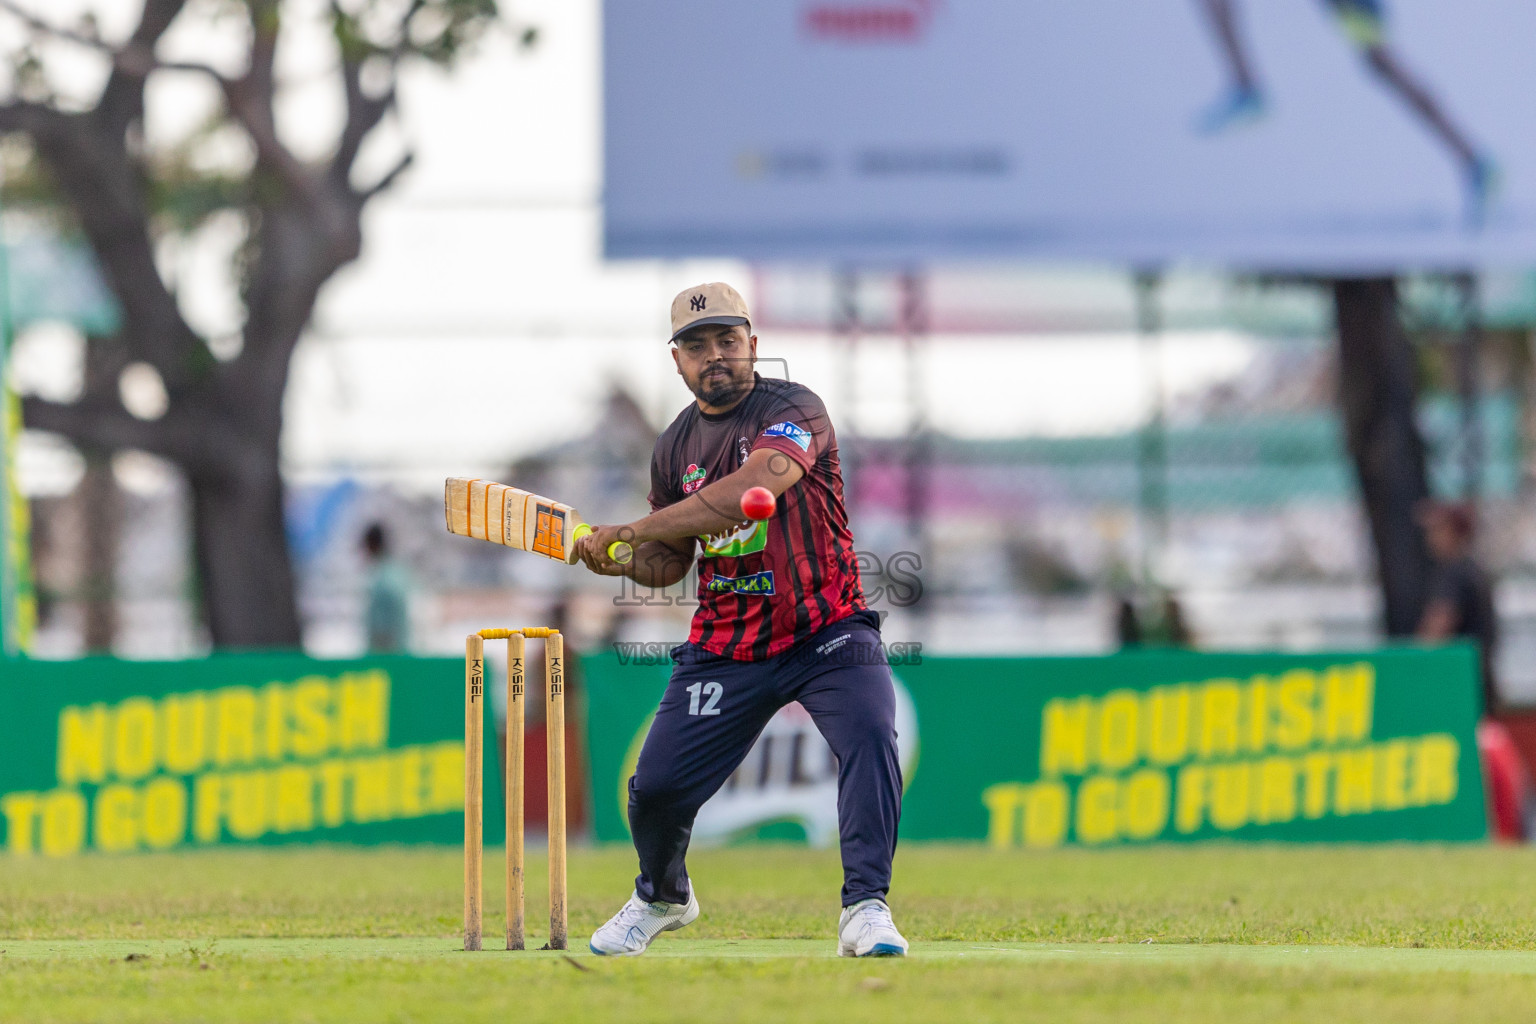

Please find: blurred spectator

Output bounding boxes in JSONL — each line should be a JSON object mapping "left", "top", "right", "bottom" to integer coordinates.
{"left": 1160, "top": 594, "right": 1196, "bottom": 648}
{"left": 361, "top": 523, "right": 411, "bottom": 653}
{"left": 1114, "top": 594, "right": 1142, "bottom": 649}
{"left": 1416, "top": 500, "right": 1498, "bottom": 713}
{"left": 1114, "top": 591, "right": 1196, "bottom": 649}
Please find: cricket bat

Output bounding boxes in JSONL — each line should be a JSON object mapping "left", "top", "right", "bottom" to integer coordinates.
{"left": 444, "top": 478, "right": 633, "bottom": 565}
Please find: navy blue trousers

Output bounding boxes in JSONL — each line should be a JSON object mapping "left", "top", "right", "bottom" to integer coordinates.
{"left": 628, "top": 610, "right": 902, "bottom": 907}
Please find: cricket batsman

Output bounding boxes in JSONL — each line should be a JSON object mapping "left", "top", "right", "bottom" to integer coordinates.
{"left": 573, "top": 282, "right": 908, "bottom": 957}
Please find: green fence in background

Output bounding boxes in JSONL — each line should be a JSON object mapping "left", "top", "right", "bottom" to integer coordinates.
{"left": 0, "top": 646, "right": 1486, "bottom": 856}
{"left": 0, "top": 656, "right": 471, "bottom": 856}
{"left": 584, "top": 646, "right": 1487, "bottom": 847}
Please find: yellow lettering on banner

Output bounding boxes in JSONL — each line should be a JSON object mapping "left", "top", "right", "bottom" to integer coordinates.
{"left": 429, "top": 743, "right": 465, "bottom": 811}
{"left": 112, "top": 698, "right": 158, "bottom": 781}
{"left": 1411, "top": 735, "right": 1459, "bottom": 805}
{"left": 1097, "top": 691, "right": 1140, "bottom": 771}
{"left": 394, "top": 749, "right": 425, "bottom": 817}
{"left": 1075, "top": 775, "right": 1119, "bottom": 844}
{"left": 1245, "top": 678, "right": 1270, "bottom": 753}
{"left": 1274, "top": 671, "right": 1316, "bottom": 749}
{"left": 193, "top": 773, "right": 224, "bottom": 843}
{"left": 1255, "top": 757, "right": 1298, "bottom": 824}
{"left": 57, "top": 705, "right": 109, "bottom": 785}
{"left": 215, "top": 688, "right": 259, "bottom": 767}
{"left": 351, "top": 757, "right": 392, "bottom": 823}
{"left": 141, "top": 778, "right": 187, "bottom": 849}
{"left": 273, "top": 766, "right": 315, "bottom": 833}
{"left": 319, "top": 760, "right": 349, "bottom": 827}
{"left": 1197, "top": 682, "right": 1242, "bottom": 758}
{"left": 288, "top": 677, "right": 332, "bottom": 758}
{"left": 1209, "top": 762, "right": 1251, "bottom": 831}
{"left": 263, "top": 683, "right": 288, "bottom": 761}
{"left": 1333, "top": 750, "right": 1374, "bottom": 815}
{"left": 338, "top": 671, "right": 390, "bottom": 751}
{"left": 1, "top": 792, "right": 38, "bottom": 854}
{"left": 1123, "top": 769, "right": 1170, "bottom": 840}
{"left": 1300, "top": 752, "right": 1332, "bottom": 819}
{"left": 94, "top": 784, "right": 138, "bottom": 852}
{"left": 1322, "top": 664, "right": 1374, "bottom": 743}
{"left": 226, "top": 770, "right": 269, "bottom": 840}
{"left": 1174, "top": 765, "right": 1207, "bottom": 833}
{"left": 1145, "top": 686, "right": 1191, "bottom": 765}
{"left": 1376, "top": 740, "right": 1410, "bottom": 811}
{"left": 1040, "top": 697, "right": 1092, "bottom": 776}
{"left": 163, "top": 693, "right": 208, "bottom": 774}
{"left": 982, "top": 784, "right": 1026, "bottom": 848}
{"left": 1023, "top": 782, "right": 1070, "bottom": 848}
{"left": 40, "top": 791, "right": 86, "bottom": 857}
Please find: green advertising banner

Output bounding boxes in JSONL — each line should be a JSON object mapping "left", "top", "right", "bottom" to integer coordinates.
{"left": 0, "top": 656, "right": 484, "bottom": 856}
{"left": 584, "top": 647, "right": 1487, "bottom": 847}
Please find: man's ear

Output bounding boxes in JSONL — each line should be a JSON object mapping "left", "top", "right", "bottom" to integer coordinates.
{"left": 671, "top": 346, "right": 682, "bottom": 374}
{"left": 749, "top": 334, "right": 758, "bottom": 364}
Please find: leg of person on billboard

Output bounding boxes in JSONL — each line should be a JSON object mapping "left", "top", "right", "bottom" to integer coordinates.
{"left": 789, "top": 617, "right": 908, "bottom": 957}
{"left": 1192, "top": 0, "right": 1267, "bottom": 135}
{"left": 1323, "top": 0, "right": 1496, "bottom": 224}
{"left": 590, "top": 651, "right": 779, "bottom": 956}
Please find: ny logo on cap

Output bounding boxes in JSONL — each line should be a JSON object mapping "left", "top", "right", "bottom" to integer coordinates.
{"left": 690, "top": 294, "right": 706, "bottom": 311}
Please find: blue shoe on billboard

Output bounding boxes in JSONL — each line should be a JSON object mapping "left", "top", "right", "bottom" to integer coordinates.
{"left": 837, "top": 898, "right": 909, "bottom": 957}
{"left": 1464, "top": 155, "right": 1501, "bottom": 230}
{"left": 589, "top": 888, "right": 700, "bottom": 956}
{"left": 1194, "top": 86, "right": 1266, "bottom": 136}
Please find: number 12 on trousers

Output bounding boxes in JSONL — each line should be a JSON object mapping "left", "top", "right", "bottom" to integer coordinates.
{"left": 687, "top": 682, "right": 723, "bottom": 716}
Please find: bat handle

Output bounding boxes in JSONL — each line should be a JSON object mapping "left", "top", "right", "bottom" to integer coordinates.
{"left": 569, "top": 523, "right": 634, "bottom": 566}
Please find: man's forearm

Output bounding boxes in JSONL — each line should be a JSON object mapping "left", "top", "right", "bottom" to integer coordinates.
{"left": 628, "top": 489, "right": 744, "bottom": 545}
{"left": 627, "top": 540, "right": 693, "bottom": 588}
{"left": 627, "top": 449, "right": 804, "bottom": 545}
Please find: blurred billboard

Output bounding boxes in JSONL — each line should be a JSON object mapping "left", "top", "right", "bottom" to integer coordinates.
{"left": 605, "top": 0, "right": 1536, "bottom": 269}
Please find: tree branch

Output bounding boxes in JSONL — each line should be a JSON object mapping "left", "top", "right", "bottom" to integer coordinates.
{"left": 20, "top": 394, "right": 177, "bottom": 461}
{"left": 0, "top": 96, "right": 64, "bottom": 139}
{"left": 357, "top": 150, "right": 414, "bottom": 203}
{"left": 217, "top": 0, "right": 321, "bottom": 208}
{"left": 331, "top": 51, "right": 396, "bottom": 189}
{"left": 0, "top": 0, "right": 221, "bottom": 93}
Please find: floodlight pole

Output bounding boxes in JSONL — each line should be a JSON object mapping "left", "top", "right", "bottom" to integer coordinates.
{"left": 1454, "top": 272, "right": 1483, "bottom": 504}
{"left": 899, "top": 269, "right": 930, "bottom": 623}
{"left": 1135, "top": 270, "right": 1168, "bottom": 596}
{"left": 0, "top": 177, "right": 14, "bottom": 658}
{"left": 835, "top": 267, "right": 861, "bottom": 512}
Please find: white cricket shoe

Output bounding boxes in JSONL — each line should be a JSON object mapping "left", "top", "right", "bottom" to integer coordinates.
{"left": 588, "top": 887, "right": 700, "bottom": 956}
{"left": 837, "top": 898, "right": 909, "bottom": 957}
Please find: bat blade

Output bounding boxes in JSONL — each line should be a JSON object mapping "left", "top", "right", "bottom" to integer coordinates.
{"left": 444, "top": 477, "right": 585, "bottom": 564}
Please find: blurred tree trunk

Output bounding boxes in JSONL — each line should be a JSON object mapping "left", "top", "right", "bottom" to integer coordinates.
{"left": 2, "top": 0, "right": 506, "bottom": 647}
{"left": 1334, "top": 278, "right": 1432, "bottom": 636}
{"left": 78, "top": 334, "right": 126, "bottom": 653}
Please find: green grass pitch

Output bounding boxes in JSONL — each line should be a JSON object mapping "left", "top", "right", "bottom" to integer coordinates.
{"left": 6, "top": 844, "right": 1536, "bottom": 1022}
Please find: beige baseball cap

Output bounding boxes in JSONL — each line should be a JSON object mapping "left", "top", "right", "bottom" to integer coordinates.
{"left": 669, "top": 282, "right": 750, "bottom": 342}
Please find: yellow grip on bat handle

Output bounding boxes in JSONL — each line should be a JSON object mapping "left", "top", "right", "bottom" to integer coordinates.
{"left": 571, "top": 523, "right": 634, "bottom": 565}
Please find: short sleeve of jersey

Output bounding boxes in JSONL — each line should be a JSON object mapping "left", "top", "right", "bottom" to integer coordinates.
{"left": 648, "top": 446, "right": 680, "bottom": 513}
{"left": 749, "top": 385, "right": 830, "bottom": 473}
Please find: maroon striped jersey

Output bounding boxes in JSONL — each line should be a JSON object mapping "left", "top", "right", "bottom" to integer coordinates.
{"left": 648, "top": 375, "right": 866, "bottom": 660}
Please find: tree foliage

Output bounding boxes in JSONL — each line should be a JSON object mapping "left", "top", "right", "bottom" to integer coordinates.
{"left": 0, "top": 0, "right": 511, "bottom": 646}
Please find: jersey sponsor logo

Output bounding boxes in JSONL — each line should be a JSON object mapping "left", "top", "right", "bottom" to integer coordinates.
{"left": 700, "top": 519, "right": 769, "bottom": 558}
{"left": 705, "top": 570, "right": 775, "bottom": 596}
{"left": 762, "top": 421, "right": 812, "bottom": 452}
{"left": 682, "top": 463, "right": 707, "bottom": 494}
